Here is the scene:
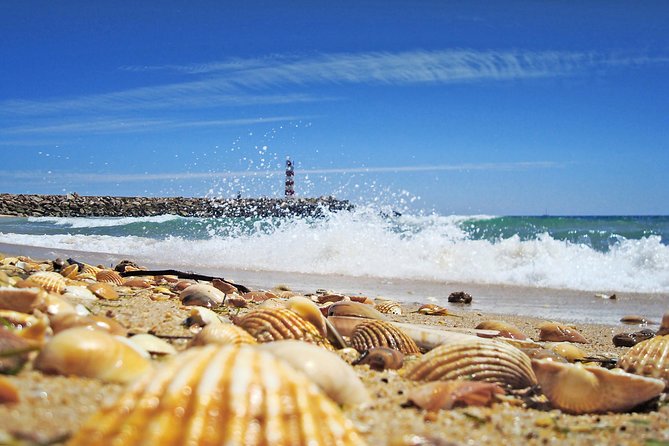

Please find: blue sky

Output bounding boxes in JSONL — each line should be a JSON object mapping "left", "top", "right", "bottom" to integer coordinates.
{"left": 1, "top": 1, "right": 668, "bottom": 215}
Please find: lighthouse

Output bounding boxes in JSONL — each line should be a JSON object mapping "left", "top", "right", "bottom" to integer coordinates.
{"left": 285, "top": 158, "right": 295, "bottom": 199}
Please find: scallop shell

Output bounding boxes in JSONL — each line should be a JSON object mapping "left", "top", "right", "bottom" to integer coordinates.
{"left": 532, "top": 359, "right": 665, "bottom": 414}
{"left": 34, "top": 327, "right": 151, "bottom": 383}
{"left": 180, "top": 284, "right": 226, "bottom": 308}
{"left": 96, "top": 269, "right": 124, "bottom": 285}
{"left": 538, "top": 322, "right": 588, "bottom": 343}
{"left": 59, "top": 263, "right": 79, "bottom": 279}
{"left": 618, "top": 335, "right": 669, "bottom": 388}
{"left": 88, "top": 282, "right": 119, "bottom": 300}
{"left": 66, "top": 345, "right": 366, "bottom": 446}
{"left": 190, "top": 323, "right": 257, "bottom": 347}
{"left": 404, "top": 338, "right": 537, "bottom": 389}
{"left": 23, "top": 271, "right": 66, "bottom": 294}
{"left": 259, "top": 340, "right": 370, "bottom": 405}
{"left": 350, "top": 320, "right": 421, "bottom": 355}
{"left": 235, "top": 308, "right": 333, "bottom": 350}
{"left": 375, "top": 300, "right": 402, "bottom": 315}
{"left": 476, "top": 320, "right": 527, "bottom": 340}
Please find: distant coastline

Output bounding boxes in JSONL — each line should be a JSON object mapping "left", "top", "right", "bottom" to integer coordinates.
{"left": 0, "top": 193, "right": 353, "bottom": 218}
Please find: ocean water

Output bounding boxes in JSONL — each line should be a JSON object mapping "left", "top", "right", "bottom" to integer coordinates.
{"left": 1, "top": 208, "right": 668, "bottom": 294}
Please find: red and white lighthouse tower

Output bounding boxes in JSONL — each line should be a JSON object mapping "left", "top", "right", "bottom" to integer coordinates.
{"left": 285, "top": 158, "right": 295, "bottom": 199}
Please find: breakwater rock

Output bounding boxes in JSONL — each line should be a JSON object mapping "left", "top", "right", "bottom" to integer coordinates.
{"left": 0, "top": 193, "right": 353, "bottom": 218}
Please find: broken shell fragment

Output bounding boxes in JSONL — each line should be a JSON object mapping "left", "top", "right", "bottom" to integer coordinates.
{"left": 538, "top": 322, "right": 588, "bottom": 343}
{"left": 127, "top": 333, "right": 176, "bottom": 355}
{"left": 350, "top": 319, "right": 420, "bottom": 355}
{"left": 190, "top": 323, "right": 257, "bottom": 347}
{"left": 613, "top": 329, "right": 655, "bottom": 347}
{"left": 87, "top": 282, "right": 119, "bottom": 301}
{"left": 404, "top": 338, "right": 537, "bottom": 389}
{"left": 66, "top": 345, "right": 366, "bottom": 446}
{"left": 34, "top": 327, "right": 151, "bottom": 383}
{"left": 532, "top": 359, "right": 665, "bottom": 414}
{"left": 49, "top": 312, "right": 127, "bottom": 336}
{"left": 354, "top": 347, "right": 405, "bottom": 371}
{"left": 0, "top": 286, "right": 45, "bottom": 313}
{"left": 407, "top": 380, "right": 505, "bottom": 411}
{"left": 62, "top": 285, "right": 97, "bottom": 301}
{"left": 476, "top": 320, "right": 527, "bottom": 340}
{"left": 260, "top": 340, "right": 370, "bottom": 405}
{"left": 416, "top": 304, "right": 452, "bottom": 316}
{"left": 618, "top": 335, "right": 669, "bottom": 388}
{"left": 179, "top": 283, "right": 226, "bottom": 308}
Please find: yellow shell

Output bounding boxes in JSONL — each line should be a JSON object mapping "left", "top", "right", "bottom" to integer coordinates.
{"left": 618, "top": 335, "right": 669, "bottom": 388}
{"left": 235, "top": 308, "right": 334, "bottom": 350}
{"left": 23, "top": 271, "right": 66, "bottom": 294}
{"left": 66, "top": 345, "right": 366, "bottom": 446}
{"left": 59, "top": 263, "right": 79, "bottom": 279}
{"left": 532, "top": 359, "right": 665, "bottom": 414}
{"left": 350, "top": 319, "right": 420, "bottom": 355}
{"left": 190, "top": 323, "right": 258, "bottom": 347}
{"left": 404, "top": 337, "right": 537, "bottom": 389}
{"left": 375, "top": 300, "right": 402, "bottom": 315}
{"left": 96, "top": 269, "right": 124, "bottom": 285}
{"left": 34, "top": 327, "right": 151, "bottom": 383}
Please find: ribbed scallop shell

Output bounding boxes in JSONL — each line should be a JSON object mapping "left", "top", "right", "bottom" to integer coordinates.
{"left": 404, "top": 338, "right": 537, "bottom": 389}
{"left": 96, "top": 269, "right": 124, "bottom": 285}
{"left": 350, "top": 320, "right": 420, "bottom": 355}
{"left": 66, "top": 345, "right": 366, "bottom": 446}
{"left": 236, "top": 308, "right": 333, "bottom": 350}
{"left": 532, "top": 359, "right": 665, "bottom": 414}
{"left": 191, "top": 323, "right": 258, "bottom": 347}
{"left": 375, "top": 300, "right": 402, "bottom": 315}
{"left": 25, "top": 271, "right": 66, "bottom": 294}
{"left": 618, "top": 335, "right": 669, "bottom": 388}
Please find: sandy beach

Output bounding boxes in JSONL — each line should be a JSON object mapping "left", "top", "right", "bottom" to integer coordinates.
{"left": 0, "top": 247, "right": 667, "bottom": 445}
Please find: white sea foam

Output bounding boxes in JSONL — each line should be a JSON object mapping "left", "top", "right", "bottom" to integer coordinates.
{"left": 3, "top": 209, "right": 669, "bottom": 293}
{"left": 27, "top": 214, "right": 183, "bottom": 228}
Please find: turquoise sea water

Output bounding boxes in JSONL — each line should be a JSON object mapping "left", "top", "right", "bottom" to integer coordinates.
{"left": 1, "top": 209, "right": 668, "bottom": 293}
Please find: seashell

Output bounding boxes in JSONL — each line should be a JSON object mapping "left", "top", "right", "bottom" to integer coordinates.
{"left": 242, "top": 290, "right": 279, "bottom": 302}
{"left": 349, "top": 320, "right": 421, "bottom": 355}
{"left": 223, "top": 293, "right": 248, "bottom": 308}
{"left": 34, "top": 327, "right": 151, "bottom": 383}
{"left": 315, "top": 293, "right": 349, "bottom": 304}
{"left": 532, "top": 359, "right": 664, "bottom": 414}
{"left": 416, "top": 304, "right": 452, "bottom": 316}
{"left": 59, "top": 263, "right": 79, "bottom": 279}
{"left": 113, "top": 259, "right": 143, "bottom": 273}
{"left": 613, "top": 329, "right": 655, "bottom": 347}
{"left": 122, "top": 277, "right": 154, "bottom": 288}
{"left": 349, "top": 295, "right": 375, "bottom": 305}
{"left": 67, "top": 345, "right": 366, "bottom": 446}
{"left": 80, "top": 264, "right": 101, "bottom": 276}
{"left": 73, "top": 272, "right": 97, "bottom": 281}
{"left": 285, "top": 296, "right": 328, "bottom": 338}
{"left": 521, "top": 347, "right": 569, "bottom": 363}
{"left": 174, "top": 280, "right": 195, "bottom": 291}
{"left": 183, "top": 307, "right": 226, "bottom": 329}
{"left": 211, "top": 278, "right": 238, "bottom": 294}
{"left": 0, "top": 286, "right": 46, "bottom": 313}
{"left": 235, "top": 308, "right": 333, "bottom": 350}
{"left": 447, "top": 291, "right": 472, "bottom": 304}
{"left": 407, "top": 380, "right": 505, "bottom": 411}
{"left": 657, "top": 312, "right": 669, "bottom": 336}
{"left": 618, "top": 335, "right": 669, "bottom": 388}
{"left": 259, "top": 340, "right": 370, "bottom": 405}
{"left": 95, "top": 269, "right": 124, "bottom": 285}
{"left": 548, "top": 342, "right": 587, "bottom": 363}
{"left": 620, "top": 315, "right": 652, "bottom": 325}
{"left": 128, "top": 333, "right": 176, "bottom": 356}
{"left": 179, "top": 284, "right": 226, "bottom": 308}
{"left": 404, "top": 338, "right": 537, "bottom": 389}
{"left": 62, "top": 285, "right": 97, "bottom": 300}
{"left": 391, "top": 321, "right": 495, "bottom": 351}
{"left": 476, "top": 320, "right": 527, "bottom": 340}
{"left": 538, "top": 322, "right": 588, "bottom": 343}
{"left": 191, "top": 323, "right": 257, "bottom": 347}
{"left": 87, "top": 282, "right": 119, "bottom": 300}
{"left": 20, "top": 271, "right": 66, "bottom": 294}
{"left": 49, "top": 312, "right": 127, "bottom": 336}
{"left": 0, "top": 326, "right": 38, "bottom": 374}
{"left": 375, "top": 300, "right": 402, "bottom": 315}
{"left": 0, "top": 375, "right": 20, "bottom": 403}
{"left": 327, "top": 300, "right": 387, "bottom": 320}
{"left": 353, "top": 346, "right": 404, "bottom": 370}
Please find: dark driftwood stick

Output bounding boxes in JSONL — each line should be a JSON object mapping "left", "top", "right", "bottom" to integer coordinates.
{"left": 120, "top": 269, "right": 251, "bottom": 293}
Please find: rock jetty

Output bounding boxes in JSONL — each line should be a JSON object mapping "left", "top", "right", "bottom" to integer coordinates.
{"left": 0, "top": 193, "right": 353, "bottom": 218}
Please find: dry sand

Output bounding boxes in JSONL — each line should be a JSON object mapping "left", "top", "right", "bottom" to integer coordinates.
{"left": 0, "top": 251, "right": 668, "bottom": 445}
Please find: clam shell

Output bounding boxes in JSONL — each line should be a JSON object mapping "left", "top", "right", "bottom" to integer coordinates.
{"left": 128, "top": 333, "right": 177, "bottom": 356}
{"left": 62, "top": 285, "right": 97, "bottom": 301}
{"left": 95, "top": 269, "right": 124, "bottom": 285}
{"left": 22, "top": 271, "right": 66, "bottom": 294}
{"left": 532, "top": 359, "right": 665, "bottom": 414}
{"left": 353, "top": 346, "right": 405, "bottom": 371}
{"left": 0, "top": 286, "right": 45, "bottom": 313}
{"left": 235, "top": 308, "right": 333, "bottom": 350}
{"left": 476, "top": 320, "right": 527, "bottom": 340}
{"left": 88, "top": 282, "right": 119, "bottom": 300}
{"left": 407, "top": 380, "right": 505, "bottom": 411}
{"left": 375, "top": 300, "right": 402, "bottom": 315}
{"left": 260, "top": 340, "right": 370, "bottom": 405}
{"left": 49, "top": 312, "right": 127, "bottom": 336}
{"left": 404, "top": 338, "right": 537, "bottom": 389}
{"left": 327, "top": 300, "right": 387, "bottom": 320}
{"left": 538, "top": 322, "right": 588, "bottom": 343}
{"left": 618, "top": 335, "right": 669, "bottom": 388}
{"left": 350, "top": 320, "right": 420, "bottom": 355}
{"left": 190, "top": 323, "right": 257, "bottom": 347}
{"left": 66, "top": 345, "right": 366, "bottom": 446}
{"left": 179, "top": 284, "right": 226, "bottom": 308}
{"left": 34, "top": 327, "right": 151, "bottom": 383}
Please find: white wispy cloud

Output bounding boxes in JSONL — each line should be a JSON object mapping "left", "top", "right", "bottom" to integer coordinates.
{"left": 0, "top": 161, "right": 563, "bottom": 184}
{"left": 2, "top": 49, "right": 665, "bottom": 116}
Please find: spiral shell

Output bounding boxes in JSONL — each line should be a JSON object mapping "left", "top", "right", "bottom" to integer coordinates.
{"left": 404, "top": 338, "right": 537, "bottom": 389}
{"left": 23, "top": 271, "right": 66, "bottom": 294}
{"left": 349, "top": 320, "right": 420, "bottom": 355}
{"left": 235, "top": 308, "right": 333, "bottom": 350}
{"left": 34, "top": 327, "right": 151, "bottom": 383}
{"left": 375, "top": 300, "right": 402, "bottom": 315}
{"left": 618, "top": 335, "right": 669, "bottom": 388}
{"left": 66, "top": 345, "right": 366, "bottom": 446}
{"left": 95, "top": 269, "right": 124, "bottom": 285}
{"left": 191, "top": 323, "right": 258, "bottom": 347}
{"left": 532, "top": 359, "right": 665, "bottom": 414}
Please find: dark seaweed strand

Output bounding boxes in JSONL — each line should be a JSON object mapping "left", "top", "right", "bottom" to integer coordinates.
{"left": 120, "top": 269, "right": 250, "bottom": 293}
